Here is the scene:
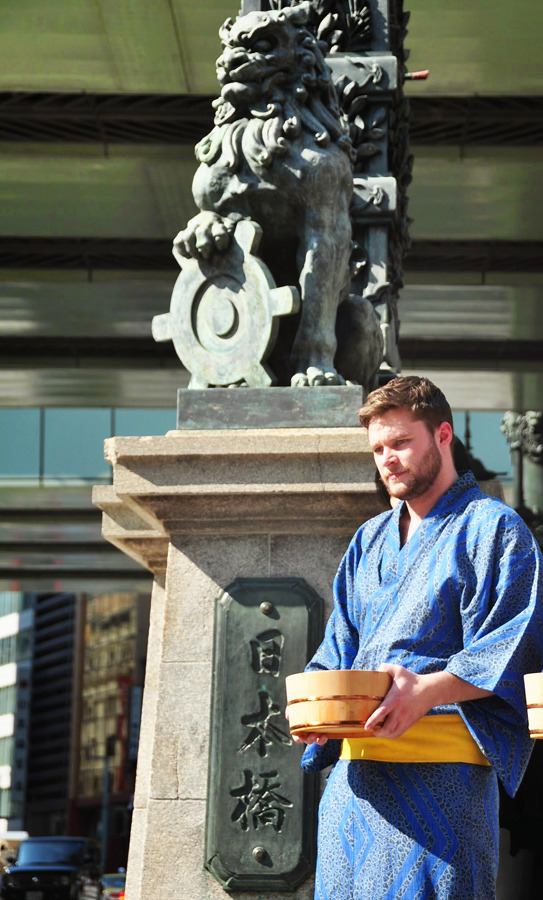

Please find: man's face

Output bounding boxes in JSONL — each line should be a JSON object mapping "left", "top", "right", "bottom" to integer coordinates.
{"left": 368, "top": 408, "right": 443, "bottom": 502}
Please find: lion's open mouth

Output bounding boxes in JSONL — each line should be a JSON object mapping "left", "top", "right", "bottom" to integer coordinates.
{"left": 220, "top": 58, "right": 278, "bottom": 86}
{"left": 225, "top": 59, "right": 257, "bottom": 79}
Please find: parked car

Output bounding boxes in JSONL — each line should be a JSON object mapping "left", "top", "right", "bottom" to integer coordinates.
{"left": 99, "top": 873, "right": 125, "bottom": 899}
{"left": 0, "top": 836, "right": 101, "bottom": 900}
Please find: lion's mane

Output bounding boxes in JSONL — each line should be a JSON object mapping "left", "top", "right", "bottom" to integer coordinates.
{"left": 195, "top": 3, "right": 351, "bottom": 173}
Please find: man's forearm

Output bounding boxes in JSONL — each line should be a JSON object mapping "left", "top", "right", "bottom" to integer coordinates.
{"left": 364, "top": 664, "right": 493, "bottom": 739}
{"left": 418, "top": 669, "right": 493, "bottom": 707}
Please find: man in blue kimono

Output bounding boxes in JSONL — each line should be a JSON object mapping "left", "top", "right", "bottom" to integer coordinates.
{"left": 295, "top": 376, "right": 543, "bottom": 900}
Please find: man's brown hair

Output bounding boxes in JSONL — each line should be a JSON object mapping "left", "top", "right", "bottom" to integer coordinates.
{"left": 358, "top": 376, "right": 454, "bottom": 432}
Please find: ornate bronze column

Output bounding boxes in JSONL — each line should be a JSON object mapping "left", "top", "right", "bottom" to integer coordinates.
{"left": 154, "top": 0, "right": 414, "bottom": 390}
{"left": 240, "top": 0, "right": 413, "bottom": 383}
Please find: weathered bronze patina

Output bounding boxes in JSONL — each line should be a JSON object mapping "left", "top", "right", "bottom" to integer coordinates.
{"left": 153, "top": 0, "right": 412, "bottom": 392}
{"left": 205, "top": 577, "right": 323, "bottom": 890}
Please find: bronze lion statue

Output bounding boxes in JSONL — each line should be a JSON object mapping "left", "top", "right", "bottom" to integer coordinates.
{"left": 174, "top": 2, "right": 382, "bottom": 387}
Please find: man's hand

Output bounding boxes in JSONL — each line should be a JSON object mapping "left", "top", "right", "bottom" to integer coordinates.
{"left": 285, "top": 705, "right": 329, "bottom": 746}
{"left": 364, "top": 663, "right": 493, "bottom": 739}
{"left": 292, "top": 732, "right": 329, "bottom": 746}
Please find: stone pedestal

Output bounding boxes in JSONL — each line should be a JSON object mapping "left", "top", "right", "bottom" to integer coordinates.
{"left": 93, "top": 427, "right": 381, "bottom": 900}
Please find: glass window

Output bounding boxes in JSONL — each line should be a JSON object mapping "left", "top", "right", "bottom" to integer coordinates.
{"left": 0, "top": 633, "right": 33, "bottom": 666}
{"left": 0, "top": 636, "right": 20, "bottom": 666}
{"left": 16, "top": 631, "right": 32, "bottom": 662}
{"left": 0, "top": 788, "right": 11, "bottom": 818}
{"left": 0, "top": 636, "right": 15, "bottom": 666}
{"left": 102, "top": 875, "right": 125, "bottom": 889}
{"left": 17, "top": 839, "right": 84, "bottom": 866}
{"left": 0, "top": 737, "right": 14, "bottom": 766}
{"left": 43, "top": 409, "right": 112, "bottom": 480}
{"left": 0, "top": 592, "right": 28, "bottom": 617}
{"left": 114, "top": 408, "right": 175, "bottom": 437}
{"left": 453, "top": 411, "right": 512, "bottom": 482}
{"left": 0, "top": 410, "right": 40, "bottom": 478}
{"left": 0, "top": 687, "right": 16, "bottom": 717}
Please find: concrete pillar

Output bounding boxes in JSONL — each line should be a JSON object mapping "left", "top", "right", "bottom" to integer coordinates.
{"left": 93, "top": 427, "right": 381, "bottom": 900}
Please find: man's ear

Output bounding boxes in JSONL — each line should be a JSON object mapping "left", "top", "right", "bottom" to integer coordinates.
{"left": 436, "top": 421, "right": 454, "bottom": 448}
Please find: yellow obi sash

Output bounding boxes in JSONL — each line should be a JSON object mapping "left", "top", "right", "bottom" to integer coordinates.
{"left": 340, "top": 713, "right": 489, "bottom": 766}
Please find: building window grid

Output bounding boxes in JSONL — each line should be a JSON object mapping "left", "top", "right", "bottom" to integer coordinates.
{"left": 0, "top": 737, "right": 14, "bottom": 767}
{"left": 79, "top": 593, "right": 140, "bottom": 797}
{"left": 0, "top": 593, "right": 30, "bottom": 617}
{"left": 0, "top": 407, "right": 175, "bottom": 485}
{"left": 0, "top": 634, "right": 32, "bottom": 667}
{"left": 0, "top": 787, "right": 11, "bottom": 818}
{"left": 84, "top": 638, "right": 135, "bottom": 678}
{"left": 0, "top": 407, "right": 516, "bottom": 483}
{"left": 0, "top": 687, "right": 16, "bottom": 718}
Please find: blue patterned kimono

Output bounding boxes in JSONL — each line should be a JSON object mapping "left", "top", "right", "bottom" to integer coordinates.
{"left": 302, "top": 472, "right": 543, "bottom": 900}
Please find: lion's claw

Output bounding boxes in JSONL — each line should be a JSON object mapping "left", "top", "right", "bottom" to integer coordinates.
{"left": 291, "top": 367, "right": 346, "bottom": 387}
{"left": 173, "top": 211, "right": 234, "bottom": 261}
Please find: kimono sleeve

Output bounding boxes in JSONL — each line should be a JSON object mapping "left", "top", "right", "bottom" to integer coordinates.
{"left": 445, "top": 507, "right": 543, "bottom": 795}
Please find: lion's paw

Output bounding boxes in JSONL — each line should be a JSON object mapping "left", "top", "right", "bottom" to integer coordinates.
{"left": 291, "top": 366, "right": 346, "bottom": 387}
{"left": 173, "top": 211, "right": 236, "bottom": 261}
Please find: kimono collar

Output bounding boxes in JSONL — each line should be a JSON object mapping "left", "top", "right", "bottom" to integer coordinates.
{"left": 425, "top": 469, "right": 481, "bottom": 520}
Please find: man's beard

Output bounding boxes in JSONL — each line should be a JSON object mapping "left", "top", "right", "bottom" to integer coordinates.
{"left": 384, "top": 441, "right": 443, "bottom": 501}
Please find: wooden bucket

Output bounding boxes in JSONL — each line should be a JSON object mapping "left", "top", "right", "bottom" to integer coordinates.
{"left": 524, "top": 673, "right": 543, "bottom": 739}
{"left": 285, "top": 669, "right": 391, "bottom": 738}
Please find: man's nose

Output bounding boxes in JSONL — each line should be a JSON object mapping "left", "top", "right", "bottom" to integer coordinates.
{"left": 382, "top": 447, "right": 398, "bottom": 467}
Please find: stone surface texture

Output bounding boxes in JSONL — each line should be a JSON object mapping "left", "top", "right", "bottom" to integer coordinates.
{"left": 93, "top": 427, "right": 381, "bottom": 900}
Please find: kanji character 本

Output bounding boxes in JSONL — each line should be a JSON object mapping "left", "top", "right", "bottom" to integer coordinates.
{"left": 239, "top": 689, "right": 292, "bottom": 757}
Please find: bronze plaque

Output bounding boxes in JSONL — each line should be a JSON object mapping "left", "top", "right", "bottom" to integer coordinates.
{"left": 205, "top": 577, "right": 323, "bottom": 891}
